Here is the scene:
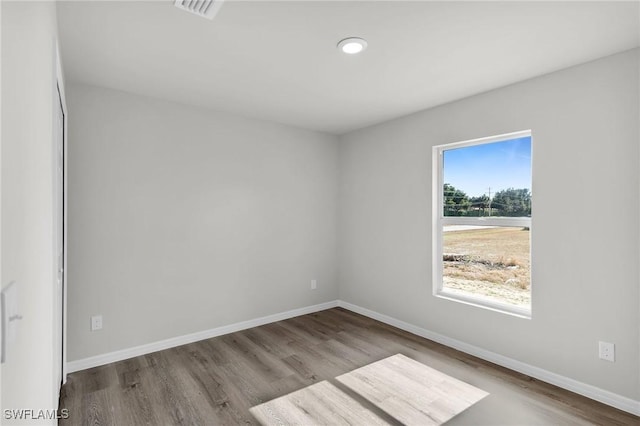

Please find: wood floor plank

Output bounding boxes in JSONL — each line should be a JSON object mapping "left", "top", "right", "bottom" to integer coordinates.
{"left": 251, "top": 380, "right": 391, "bottom": 426}
{"left": 216, "top": 355, "right": 276, "bottom": 408}
{"left": 60, "top": 308, "right": 640, "bottom": 426}
{"left": 118, "top": 379, "right": 159, "bottom": 425}
{"left": 278, "top": 316, "right": 332, "bottom": 344}
{"left": 287, "top": 339, "right": 355, "bottom": 378}
{"left": 79, "top": 364, "right": 119, "bottom": 394}
{"left": 82, "top": 389, "right": 115, "bottom": 426}
{"left": 242, "top": 327, "right": 297, "bottom": 359}
{"left": 280, "top": 354, "right": 321, "bottom": 383}
{"left": 175, "top": 341, "right": 261, "bottom": 424}
{"left": 139, "top": 351, "right": 205, "bottom": 425}
{"left": 219, "top": 333, "right": 295, "bottom": 383}
{"left": 334, "top": 355, "right": 488, "bottom": 425}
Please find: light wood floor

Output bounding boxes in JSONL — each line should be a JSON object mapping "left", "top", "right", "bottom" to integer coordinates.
{"left": 59, "top": 308, "right": 639, "bottom": 425}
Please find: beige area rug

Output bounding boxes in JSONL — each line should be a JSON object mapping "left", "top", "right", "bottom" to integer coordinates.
{"left": 250, "top": 354, "right": 488, "bottom": 425}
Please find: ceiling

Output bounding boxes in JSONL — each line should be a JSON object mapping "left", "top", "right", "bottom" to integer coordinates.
{"left": 57, "top": 1, "right": 640, "bottom": 135}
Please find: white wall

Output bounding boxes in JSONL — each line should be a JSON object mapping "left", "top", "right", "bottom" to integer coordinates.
{"left": 66, "top": 83, "right": 339, "bottom": 361}
{"left": 338, "top": 49, "right": 639, "bottom": 400}
{"left": 1, "top": 0, "right": 59, "bottom": 422}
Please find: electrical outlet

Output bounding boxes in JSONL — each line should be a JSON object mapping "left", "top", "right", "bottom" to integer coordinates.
{"left": 598, "top": 341, "right": 614, "bottom": 362}
{"left": 91, "top": 315, "right": 103, "bottom": 331}
{"left": 311, "top": 279, "right": 317, "bottom": 290}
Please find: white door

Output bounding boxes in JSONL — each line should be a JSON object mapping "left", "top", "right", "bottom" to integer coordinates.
{"left": 53, "top": 83, "right": 64, "bottom": 392}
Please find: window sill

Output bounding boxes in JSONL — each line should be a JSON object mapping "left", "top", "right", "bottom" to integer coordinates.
{"left": 435, "top": 290, "right": 531, "bottom": 319}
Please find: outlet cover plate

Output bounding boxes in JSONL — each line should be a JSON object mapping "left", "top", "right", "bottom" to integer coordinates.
{"left": 598, "top": 341, "right": 615, "bottom": 362}
{"left": 91, "top": 315, "right": 103, "bottom": 331}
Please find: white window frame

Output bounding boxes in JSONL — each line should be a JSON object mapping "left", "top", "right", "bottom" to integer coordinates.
{"left": 432, "top": 130, "right": 532, "bottom": 318}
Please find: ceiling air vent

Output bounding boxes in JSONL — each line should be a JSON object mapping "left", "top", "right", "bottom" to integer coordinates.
{"left": 174, "top": 0, "right": 224, "bottom": 20}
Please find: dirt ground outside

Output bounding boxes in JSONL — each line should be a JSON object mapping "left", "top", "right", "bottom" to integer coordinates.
{"left": 443, "top": 227, "right": 530, "bottom": 308}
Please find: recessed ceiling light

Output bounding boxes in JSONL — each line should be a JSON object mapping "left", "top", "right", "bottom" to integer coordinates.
{"left": 337, "top": 37, "right": 368, "bottom": 55}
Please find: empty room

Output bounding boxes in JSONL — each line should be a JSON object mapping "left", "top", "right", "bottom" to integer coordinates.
{"left": 1, "top": 0, "right": 639, "bottom": 424}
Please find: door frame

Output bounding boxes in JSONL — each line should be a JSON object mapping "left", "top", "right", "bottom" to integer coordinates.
{"left": 54, "top": 40, "right": 68, "bottom": 388}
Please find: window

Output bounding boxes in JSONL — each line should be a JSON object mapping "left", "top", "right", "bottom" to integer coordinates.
{"left": 433, "top": 131, "right": 532, "bottom": 317}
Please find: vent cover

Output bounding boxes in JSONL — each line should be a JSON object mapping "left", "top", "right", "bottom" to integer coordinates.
{"left": 174, "top": 0, "right": 224, "bottom": 20}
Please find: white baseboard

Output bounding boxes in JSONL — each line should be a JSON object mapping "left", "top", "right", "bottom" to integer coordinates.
{"left": 66, "top": 300, "right": 339, "bottom": 374}
{"left": 337, "top": 300, "right": 640, "bottom": 416}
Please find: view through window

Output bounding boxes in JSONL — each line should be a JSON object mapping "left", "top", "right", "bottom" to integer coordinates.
{"left": 434, "top": 131, "right": 532, "bottom": 316}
